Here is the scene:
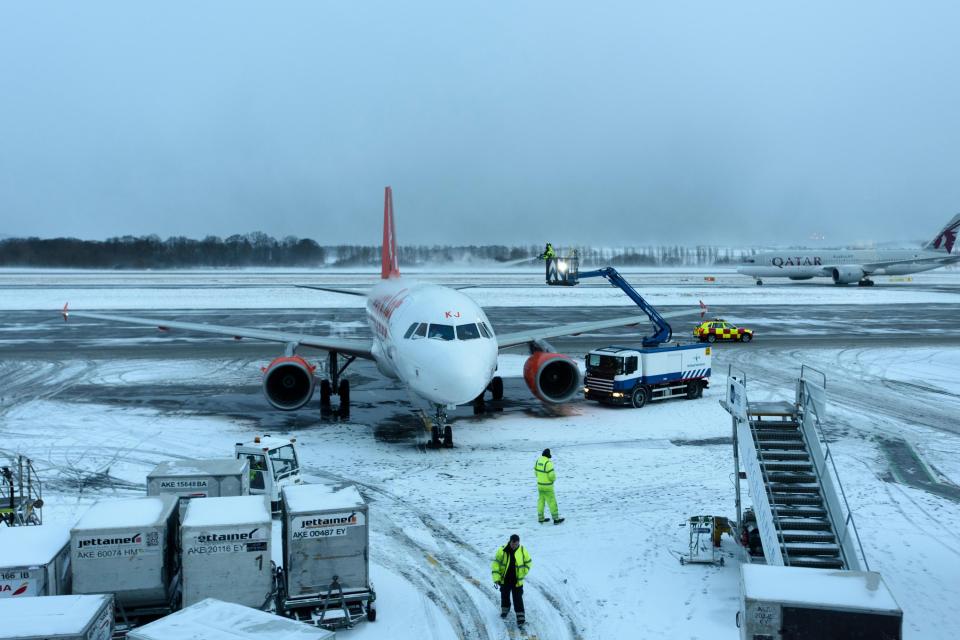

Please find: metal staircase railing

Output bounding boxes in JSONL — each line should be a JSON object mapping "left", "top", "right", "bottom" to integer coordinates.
{"left": 0, "top": 455, "right": 43, "bottom": 527}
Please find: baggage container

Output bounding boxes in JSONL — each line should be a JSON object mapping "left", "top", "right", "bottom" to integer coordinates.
{"left": 738, "top": 564, "right": 902, "bottom": 639}
{"left": 282, "top": 483, "right": 369, "bottom": 599}
{"left": 0, "top": 524, "right": 71, "bottom": 598}
{"left": 0, "top": 594, "right": 114, "bottom": 640}
{"left": 70, "top": 495, "right": 180, "bottom": 610}
{"left": 146, "top": 458, "right": 249, "bottom": 516}
{"left": 180, "top": 495, "right": 272, "bottom": 608}
{"left": 127, "top": 597, "right": 334, "bottom": 640}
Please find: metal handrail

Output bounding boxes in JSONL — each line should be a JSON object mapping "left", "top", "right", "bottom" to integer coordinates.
{"left": 798, "top": 376, "right": 870, "bottom": 571}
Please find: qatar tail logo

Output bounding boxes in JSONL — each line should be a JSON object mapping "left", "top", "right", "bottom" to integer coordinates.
{"left": 932, "top": 220, "right": 959, "bottom": 254}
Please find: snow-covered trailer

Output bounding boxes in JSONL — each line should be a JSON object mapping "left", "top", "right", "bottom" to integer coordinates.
{"left": 0, "top": 594, "right": 114, "bottom": 640}
{"left": 180, "top": 495, "right": 272, "bottom": 608}
{"left": 0, "top": 524, "right": 71, "bottom": 598}
{"left": 738, "top": 564, "right": 902, "bottom": 639}
{"left": 70, "top": 495, "right": 180, "bottom": 610}
{"left": 279, "top": 483, "right": 375, "bottom": 626}
{"left": 126, "top": 598, "right": 334, "bottom": 640}
{"left": 146, "top": 458, "right": 249, "bottom": 515}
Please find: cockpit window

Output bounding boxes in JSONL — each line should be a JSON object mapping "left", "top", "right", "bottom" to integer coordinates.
{"left": 427, "top": 323, "right": 455, "bottom": 341}
{"left": 404, "top": 323, "right": 420, "bottom": 339}
{"left": 412, "top": 323, "right": 428, "bottom": 339}
{"left": 456, "top": 323, "right": 481, "bottom": 340}
{"left": 479, "top": 322, "right": 493, "bottom": 338}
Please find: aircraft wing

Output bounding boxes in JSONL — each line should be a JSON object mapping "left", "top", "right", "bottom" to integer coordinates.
{"left": 63, "top": 309, "right": 375, "bottom": 359}
{"left": 495, "top": 309, "right": 697, "bottom": 350}
{"left": 862, "top": 254, "right": 960, "bottom": 272}
{"left": 294, "top": 285, "right": 368, "bottom": 296}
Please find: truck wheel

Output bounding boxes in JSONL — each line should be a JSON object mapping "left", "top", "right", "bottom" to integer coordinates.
{"left": 707, "top": 335, "right": 717, "bottom": 343}
{"left": 631, "top": 386, "right": 649, "bottom": 408}
{"left": 686, "top": 382, "right": 703, "bottom": 399}
{"left": 740, "top": 333, "right": 752, "bottom": 343}
{"left": 491, "top": 376, "right": 504, "bottom": 400}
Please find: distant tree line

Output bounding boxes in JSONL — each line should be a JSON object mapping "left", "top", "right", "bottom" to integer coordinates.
{"left": 0, "top": 233, "right": 755, "bottom": 268}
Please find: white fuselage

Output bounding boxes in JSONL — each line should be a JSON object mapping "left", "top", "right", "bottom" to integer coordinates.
{"left": 365, "top": 278, "right": 499, "bottom": 406}
{"left": 738, "top": 249, "right": 950, "bottom": 280}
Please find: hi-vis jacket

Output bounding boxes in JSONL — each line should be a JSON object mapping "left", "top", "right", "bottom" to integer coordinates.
{"left": 491, "top": 545, "right": 533, "bottom": 586}
{"left": 534, "top": 455, "right": 556, "bottom": 487}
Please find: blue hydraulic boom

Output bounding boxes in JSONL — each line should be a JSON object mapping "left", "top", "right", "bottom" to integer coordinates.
{"left": 544, "top": 257, "right": 672, "bottom": 347}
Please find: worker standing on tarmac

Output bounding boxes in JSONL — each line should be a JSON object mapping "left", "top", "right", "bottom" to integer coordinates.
{"left": 535, "top": 449, "right": 564, "bottom": 524}
{"left": 492, "top": 534, "right": 532, "bottom": 626}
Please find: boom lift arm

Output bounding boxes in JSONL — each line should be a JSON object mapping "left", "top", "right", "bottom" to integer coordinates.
{"left": 546, "top": 258, "right": 672, "bottom": 347}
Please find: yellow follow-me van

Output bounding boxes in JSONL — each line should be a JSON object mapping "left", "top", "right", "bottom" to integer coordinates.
{"left": 693, "top": 319, "right": 754, "bottom": 343}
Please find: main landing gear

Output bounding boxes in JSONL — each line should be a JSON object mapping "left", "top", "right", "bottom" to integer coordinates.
{"left": 472, "top": 376, "right": 504, "bottom": 415}
{"left": 320, "top": 351, "right": 355, "bottom": 418}
{"left": 857, "top": 278, "right": 875, "bottom": 287}
{"left": 429, "top": 405, "right": 454, "bottom": 449}
{"left": 755, "top": 279, "right": 764, "bottom": 286}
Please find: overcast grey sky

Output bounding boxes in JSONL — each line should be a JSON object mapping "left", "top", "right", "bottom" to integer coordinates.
{"left": 1, "top": 2, "right": 959, "bottom": 246}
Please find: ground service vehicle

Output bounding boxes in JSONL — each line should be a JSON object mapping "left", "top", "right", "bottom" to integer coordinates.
{"left": 584, "top": 344, "right": 711, "bottom": 408}
{"left": 694, "top": 319, "right": 753, "bottom": 343}
{"left": 234, "top": 436, "right": 303, "bottom": 513}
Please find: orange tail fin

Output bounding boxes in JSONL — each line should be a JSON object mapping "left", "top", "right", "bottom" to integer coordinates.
{"left": 381, "top": 186, "right": 401, "bottom": 279}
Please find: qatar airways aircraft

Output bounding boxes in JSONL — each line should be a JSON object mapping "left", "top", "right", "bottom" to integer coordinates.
{"left": 64, "top": 187, "right": 684, "bottom": 447}
{"left": 737, "top": 213, "right": 960, "bottom": 286}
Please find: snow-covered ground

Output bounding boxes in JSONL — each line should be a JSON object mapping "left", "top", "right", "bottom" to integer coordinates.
{"left": 2, "top": 267, "right": 960, "bottom": 310}
{"left": 1, "top": 269, "right": 959, "bottom": 638}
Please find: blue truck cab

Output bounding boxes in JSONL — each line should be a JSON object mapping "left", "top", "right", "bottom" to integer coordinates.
{"left": 584, "top": 343, "right": 711, "bottom": 408}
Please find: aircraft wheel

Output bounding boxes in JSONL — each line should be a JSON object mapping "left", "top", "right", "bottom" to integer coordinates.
{"left": 491, "top": 376, "right": 504, "bottom": 400}
{"left": 430, "top": 426, "right": 441, "bottom": 448}
{"left": 473, "top": 394, "right": 485, "bottom": 415}
{"left": 631, "top": 385, "right": 650, "bottom": 409}
{"left": 320, "top": 380, "right": 332, "bottom": 408}
{"left": 338, "top": 379, "right": 350, "bottom": 406}
{"left": 443, "top": 425, "right": 453, "bottom": 448}
{"left": 756, "top": 279, "right": 763, "bottom": 286}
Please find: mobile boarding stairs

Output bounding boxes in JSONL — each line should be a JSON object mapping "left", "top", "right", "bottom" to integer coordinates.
{"left": 722, "top": 366, "right": 868, "bottom": 571}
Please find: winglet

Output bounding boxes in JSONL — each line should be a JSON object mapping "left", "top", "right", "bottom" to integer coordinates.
{"left": 381, "top": 186, "right": 401, "bottom": 279}
{"left": 62, "top": 302, "right": 69, "bottom": 322}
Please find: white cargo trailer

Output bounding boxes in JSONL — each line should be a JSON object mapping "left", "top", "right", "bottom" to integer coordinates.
{"left": 180, "top": 495, "right": 272, "bottom": 608}
{"left": 279, "top": 483, "right": 375, "bottom": 627}
{"left": 0, "top": 524, "right": 71, "bottom": 598}
{"left": 738, "top": 564, "right": 902, "bottom": 640}
{"left": 70, "top": 495, "right": 180, "bottom": 611}
{"left": 0, "top": 594, "right": 114, "bottom": 640}
{"left": 146, "top": 458, "right": 249, "bottom": 515}
{"left": 127, "top": 598, "right": 335, "bottom": 640}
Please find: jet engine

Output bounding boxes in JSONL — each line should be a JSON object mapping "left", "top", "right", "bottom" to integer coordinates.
{"left": 831, "top": 265, "right": 864, "bottom": 285}
{"left": 262, "top": 355, "right": 315, "bottom": 411}
{"left": 523, "top": 352, "right": 581, "bottom": 404}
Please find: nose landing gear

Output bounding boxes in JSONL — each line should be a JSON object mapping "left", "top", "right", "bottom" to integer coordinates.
{"left": 429, "top": 405, "right": 454, "bottom": 449}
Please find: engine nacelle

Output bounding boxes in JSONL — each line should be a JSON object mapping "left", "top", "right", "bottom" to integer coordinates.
{"left": 523, "top": 352, "right": 581, "bottom": 404}
{"left": 262, "top": 355, "right": 315, "bottom": 411}
{"left": 831, "top": 265, "right": 864, "bottom": 285}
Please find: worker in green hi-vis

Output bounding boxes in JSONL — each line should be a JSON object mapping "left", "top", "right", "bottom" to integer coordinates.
{"left": 534, "top": 449, "right": 564, "bottom": 525}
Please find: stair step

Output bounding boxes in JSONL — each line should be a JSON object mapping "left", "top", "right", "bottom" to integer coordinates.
{"left": 789, "top": 557, "right": 846, "bottom": 569}
{"left": 754, "top": 429, "right": 802, "bottom": 440}
{"left": 757, "top": 450, "right": 810, "bottom": 461}
{"left": 769, "top": 483, "right": 822, "bottom": 495}
{"left": 776, "top": 518, "right": 833, "bottom": 531}
{"left": 751, "top": 420, "right": 799, "bottom": 429}
{"left": 781, "top": 530, "right": 837, "bottom": 544}
{"left": 762, "top": 461, "right": 814, "bottom": 472}
{"left": 757, "top": 441, "right": 806, "bottom": 451}
{"left": 784, "top": 542, "right": 840, "bottom": 556}
{"left": 766, "top": 472, "right": 817, "bottom": 484}
{"left": 773, "top": 505, "right": 827, "bottom": 517}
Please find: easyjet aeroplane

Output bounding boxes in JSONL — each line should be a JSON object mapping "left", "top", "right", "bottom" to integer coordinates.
{"left": 64, "top": 187, "right": 688, "bottom": 446}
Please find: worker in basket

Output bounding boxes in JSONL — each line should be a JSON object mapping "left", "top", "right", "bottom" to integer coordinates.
{"left": 538, "top": 243, "right": 557, "bottom": 281}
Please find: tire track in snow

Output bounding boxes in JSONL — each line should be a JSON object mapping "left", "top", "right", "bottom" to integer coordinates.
{"left": 305, "top": 465, "right": 583, "bottom": 640}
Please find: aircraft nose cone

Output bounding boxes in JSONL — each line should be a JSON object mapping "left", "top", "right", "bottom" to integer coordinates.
{"left": 416, "top": 357, "right": 489, "bottom": 406}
